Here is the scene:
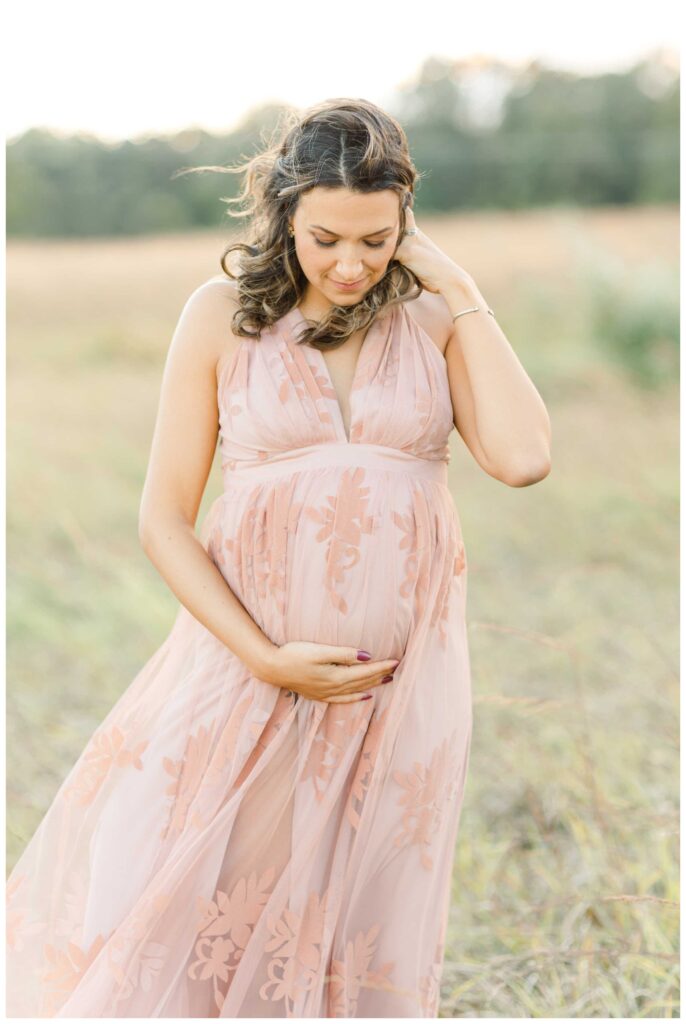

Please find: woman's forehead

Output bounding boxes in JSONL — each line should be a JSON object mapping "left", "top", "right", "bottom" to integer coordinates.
{"left": 298, "top": 187, "right": 400, "bottom": 222}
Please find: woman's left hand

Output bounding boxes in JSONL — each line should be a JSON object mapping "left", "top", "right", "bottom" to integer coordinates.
{"left": 393, "top": 201, "right": 473, "bottom": 295}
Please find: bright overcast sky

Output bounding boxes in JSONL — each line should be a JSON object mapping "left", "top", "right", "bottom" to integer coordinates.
{"left": 4, "top": 0, "right": 679, "bottom": 143}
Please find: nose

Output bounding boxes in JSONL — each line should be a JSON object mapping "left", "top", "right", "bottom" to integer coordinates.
{"left": 334, "top": 260, "right": 366, "bottom": 282}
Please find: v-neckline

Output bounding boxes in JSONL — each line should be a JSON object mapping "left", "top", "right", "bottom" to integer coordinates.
{"left": 288, "top": 304, "right": 391, "bottom": 444}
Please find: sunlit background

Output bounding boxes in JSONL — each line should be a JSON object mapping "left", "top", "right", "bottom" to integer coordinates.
{"left": 5, "top": 0, "right": 680, "bottom": 1016}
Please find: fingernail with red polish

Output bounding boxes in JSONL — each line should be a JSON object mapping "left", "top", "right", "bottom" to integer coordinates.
{"left": 381, "top": 675, "right": 394, "bottom": 684}
{"left": 361, "top": 694, "right": 373, "bottom": 700}
{"left": 357, "top": 650, "right": 372, "bottom": 661}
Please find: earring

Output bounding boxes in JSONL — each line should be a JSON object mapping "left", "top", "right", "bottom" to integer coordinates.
{"left": 288, "top": 225, "right": 294, "bottom": 236}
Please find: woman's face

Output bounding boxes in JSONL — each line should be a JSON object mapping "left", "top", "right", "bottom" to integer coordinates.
{"left": 289, "top": 187, "right": 403, "bottom": 314}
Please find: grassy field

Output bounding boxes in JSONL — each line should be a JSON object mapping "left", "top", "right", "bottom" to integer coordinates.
{"left": 6, "top": 205, "right": 679, "bottom": 1016}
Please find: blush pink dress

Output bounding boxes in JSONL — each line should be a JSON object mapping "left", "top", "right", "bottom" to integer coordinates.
{"left": 6, "top": 297, "right": 473, "bottom": 1017}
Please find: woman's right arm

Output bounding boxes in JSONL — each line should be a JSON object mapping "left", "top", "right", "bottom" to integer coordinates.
{"left": 137, "top": 279, "right": 279, "bottom": 679}
{"left": 138, "top": 279, "right": 401, "bottom": 701}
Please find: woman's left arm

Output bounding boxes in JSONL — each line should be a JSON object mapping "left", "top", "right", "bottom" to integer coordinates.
{"left": 394, "top": 201, "right": 552, "bottom": 487}
{"left": 440, "top": 273, "right": 552, "bottom": 487}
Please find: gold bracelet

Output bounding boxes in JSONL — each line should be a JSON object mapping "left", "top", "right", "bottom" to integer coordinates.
{"left": 452, "top": 305, "right": 495, "bottom": 321}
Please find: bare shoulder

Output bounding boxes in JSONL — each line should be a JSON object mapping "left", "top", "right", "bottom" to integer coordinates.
{"left": 204, "top": 273, "right": 240, "bottom": 299}
{"left": 183, "top": 275, "right": 243, "bottom": 369}
{"left": 403, "top": 289, "right": 453, "bottom": 357}
{"left": 197, "top": 274, "right": 241, "bottom": 317}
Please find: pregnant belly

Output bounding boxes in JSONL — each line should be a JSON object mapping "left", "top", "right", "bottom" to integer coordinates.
{"left": 206, "top": 466, "right": 462, "bottom": 662}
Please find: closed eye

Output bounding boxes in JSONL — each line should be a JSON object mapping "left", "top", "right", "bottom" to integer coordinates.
{"left": 314, "top": 239, "right": 386, "bottom": 249}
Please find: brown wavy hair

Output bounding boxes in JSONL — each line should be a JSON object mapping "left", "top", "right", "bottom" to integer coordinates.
{"left": 182, "top": 98, "right": 425, "bottom": 351}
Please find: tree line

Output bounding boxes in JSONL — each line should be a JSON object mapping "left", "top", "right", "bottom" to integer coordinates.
{"left": 7, "top": 51, "right": 678, "bottom": 238}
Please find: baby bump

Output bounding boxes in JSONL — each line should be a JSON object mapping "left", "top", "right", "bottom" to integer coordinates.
{"left": 206, "top": 468, "right": 460, "bottom": 662}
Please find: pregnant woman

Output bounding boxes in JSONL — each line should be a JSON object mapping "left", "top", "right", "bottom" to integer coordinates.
{"left": 6, "top": 98, "right": 551, "bottom": 1017}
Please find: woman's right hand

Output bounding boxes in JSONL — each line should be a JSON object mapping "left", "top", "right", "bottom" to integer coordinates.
{"left": 264, "top": 641, "right": 400, "bottom": 703}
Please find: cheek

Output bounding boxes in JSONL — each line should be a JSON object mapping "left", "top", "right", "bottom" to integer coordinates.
{"left": 300, "top": 243, "right": 328, "bottom": 269}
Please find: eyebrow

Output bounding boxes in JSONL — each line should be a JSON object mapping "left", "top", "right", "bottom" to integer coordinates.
{"left": 309, "top": 223, "right": 395, "bottom": 238}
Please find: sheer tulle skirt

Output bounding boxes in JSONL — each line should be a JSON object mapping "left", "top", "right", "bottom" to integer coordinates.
{"left": 7, "top": 463, "right": 472, "bottom": 1017}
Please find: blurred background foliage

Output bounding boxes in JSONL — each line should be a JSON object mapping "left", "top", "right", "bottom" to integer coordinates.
{"left": 7, "top": 52, "right": 679, "bottom": 237}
